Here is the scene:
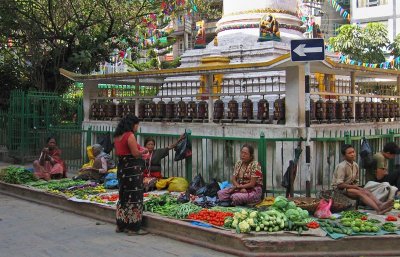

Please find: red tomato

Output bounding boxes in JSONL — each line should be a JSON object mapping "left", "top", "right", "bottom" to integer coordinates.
{"left": 386, "top": 215, "right": 397, "bottom": 221}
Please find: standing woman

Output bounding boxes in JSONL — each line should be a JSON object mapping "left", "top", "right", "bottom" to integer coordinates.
{"left": 114, "top": 114, "right": 148, "bottom": 235}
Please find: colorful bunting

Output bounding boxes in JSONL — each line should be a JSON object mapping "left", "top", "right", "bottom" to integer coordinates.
{"left": 329, "top": 0, "right": 351, "bottom": 22}
{"left": 339, "top": 54, "right": 400, "bottom": 70}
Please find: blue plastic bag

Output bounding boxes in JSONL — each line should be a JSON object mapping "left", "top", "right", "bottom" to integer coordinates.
{"left": 104, "top": 173, "right": 118, "bottom": 189}
{"left": 218, "top": 181, "right": 232, "bottom": 190}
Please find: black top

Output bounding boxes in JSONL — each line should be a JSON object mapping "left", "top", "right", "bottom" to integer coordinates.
{"left": 145, "top": 148, "right": 169, "bottom": 172}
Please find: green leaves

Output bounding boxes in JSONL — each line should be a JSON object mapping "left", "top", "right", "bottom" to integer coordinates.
{"left": 0, "top": 0, "right": 220, "bottom": 96}
{"left": 329, "top": 23, "right": 389, "bottom": 64}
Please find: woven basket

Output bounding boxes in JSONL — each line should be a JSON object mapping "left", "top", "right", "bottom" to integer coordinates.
{"left": 316, "top": 190, "right": 356, "bottom": 213}
{"left": 289, "top": 197, "right": 320, "bottom": 213}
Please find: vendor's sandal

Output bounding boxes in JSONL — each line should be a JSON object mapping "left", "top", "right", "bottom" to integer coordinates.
{"left": 125, "top": 230, "right": 137, "bottom": 236}
{"left": 135, "top": 229, "right": 149, "bottom": 235}
{"left": 115, "top": 227, "right": 124, "bottom": 233}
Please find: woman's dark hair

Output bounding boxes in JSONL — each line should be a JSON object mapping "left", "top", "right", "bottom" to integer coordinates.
{"left": 144, "top": 137, "right": 155, "bottom": 146}
{"left": 114, "top": 114, "right": 139, "bottom": 138}
{"left": 46, "top": 136, "right": 56, "bottom": 144}
{"left": 341, "top": 144, "right": 354, "bottom": 155}
{"left": 383, "top": 142, "right": 400, "bottom": 155}
{"left": 241, "top": 143, "right": 255, "bottom": 161}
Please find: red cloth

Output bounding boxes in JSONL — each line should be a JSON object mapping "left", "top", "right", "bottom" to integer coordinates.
{"left": 143, "top": 171, "right": 162, "bottom": 179}
{"left": 51, "top": 148, "right": 67, "bottom": 178}
{"left": 114, "top": 132, "right": 133, "bottom": 156}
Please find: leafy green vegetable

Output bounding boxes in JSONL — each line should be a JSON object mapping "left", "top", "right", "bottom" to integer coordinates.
{"left": 0, "top": 166, "right": 37, "bottom": 184}
{"left": 271, "top": 196, "right": 289, "bottom": 211}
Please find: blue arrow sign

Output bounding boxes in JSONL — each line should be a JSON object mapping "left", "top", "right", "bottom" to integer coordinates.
{"left": 290, "top": 39, "right": 325, "bottom": 62}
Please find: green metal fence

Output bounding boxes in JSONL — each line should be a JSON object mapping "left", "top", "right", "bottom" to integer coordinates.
{"left": 311, "top": 128, "right": 399, "bottom": 193}
{"left": 32, "top": 125, "right": 400, "bottom": 195}
{"left": 0, "top": 110, "right": 7, "bottom": 147}
{"left": 6, "top": 90, "right": 83, "bottom": 162}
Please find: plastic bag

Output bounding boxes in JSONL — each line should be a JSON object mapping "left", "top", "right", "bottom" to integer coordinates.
{"left": 359, "top": 137, "right": 376, "bottom": 170}
{"left": 195, "top": 179, "right": 221, "bottom": 197}
{"left": 218, "top": 181, "right": 231, "bottom": 190}
{"left": 104, "top": 173, "right": 118, "bottom": 189}
{"left": 314, "top": 199, "right": 332, "bottom": 218}
{"left": 156, "top": 177, "right": 174, "bottom": 190}
{"left": 97, "top": 132, "right": 113, "bottom": 154}
{"left": 177, "top": 191, "right": 190, "bottom": 203}
{"left": 168, "top": 177, "right": 189, "bottom": 192}
{"left": 188, "top": 174, "right": 205, "bottom": 195}
{"left": 174, "top": 131, "right": 192, "bottom": 161}
{"left": 205, "top": 179, "right": 221, "bottom": 197}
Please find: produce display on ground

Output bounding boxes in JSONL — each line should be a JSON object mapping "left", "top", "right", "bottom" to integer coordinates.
{"left": 319, "top": 210, "right": 400, "bottom": 239}
{"left": 26, "top": 179, "right": 88, "bottom": 193}
{"left": 0, "top": 166, "right": 37, "bottom": 184}
{"left": 2, "top": 174, "right": 400, "bottom": 238}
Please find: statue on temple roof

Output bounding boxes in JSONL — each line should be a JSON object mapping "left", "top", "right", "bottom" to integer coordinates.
{"left": 258, "top": 14, "right": 281, "bottom": 42}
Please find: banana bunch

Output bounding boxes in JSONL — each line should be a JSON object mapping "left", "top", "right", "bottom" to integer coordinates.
{"left": 255, "top": 196, "right": 275, "bottom": 207}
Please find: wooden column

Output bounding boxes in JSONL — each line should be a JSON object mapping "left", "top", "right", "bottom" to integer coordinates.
{"left": 135, "top": 78, "right": 140, "bottom": 117}
{"left": 82, "top": 80, "right": 97, "bottom": 122}
{"left": 351, "top": 71, "right": 356, "bottom": 122}
{"left": 397, "top": 75, "right": 400, "bottom": 104}
{"left": 206, "top": 74, "right": 214, "bottom": 122}
{"left": 285, "top": 65, "right": 305, "bottom": 127}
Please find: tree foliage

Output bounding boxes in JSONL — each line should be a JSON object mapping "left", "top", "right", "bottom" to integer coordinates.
{"left": 388, "top": 33, "right": 400, "bottom": 56}
{"left": 0, "top": 50, "right": 32, "bottom": 110}
{"left": 329, "top": 23, "right": 389, "bottom": 64}
{"left": 0, "top": 0, "right": 217, "bottom": 95}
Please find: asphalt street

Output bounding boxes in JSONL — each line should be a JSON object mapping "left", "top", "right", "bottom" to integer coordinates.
{"left": 0, "top": 193, "right": 235, "bottom": 257}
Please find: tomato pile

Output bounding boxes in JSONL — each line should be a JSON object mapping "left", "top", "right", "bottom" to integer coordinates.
{"left": 100, "top": 194, "right": 119, "bottom": 202}
{"left": 385, "top": 215, "right": 397, "bottom": 222}
{"left": 306, "top": 221, "right": 320, "bottom": 229}
{"left": 187, "top": 209, "right": 234, "bottom": 226}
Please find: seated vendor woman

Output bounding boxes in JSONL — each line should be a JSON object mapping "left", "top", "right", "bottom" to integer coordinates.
{"left": 332, "top": 144, "right": 393, "bottom": 215}
{"left": 217, "top": 144, "right": 263, "bottom": 206}
{"left": 33, "top": 137, "right": 67, "bottom": 180}
{"left": 142, "top": 134, "right": 185, "bottom": 191}
{"left": 75, "top": 144, "right": 116, "bottom": 182}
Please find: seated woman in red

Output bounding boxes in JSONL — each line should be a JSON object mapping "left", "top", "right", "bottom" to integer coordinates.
{"left": 33, "top": 137, "right": 67, "bottom": 180}
{"left": 142, "top": 134, "right": 184, "bottom": 191}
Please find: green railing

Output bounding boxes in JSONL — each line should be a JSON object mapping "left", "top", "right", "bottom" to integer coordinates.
{"left": 0, "top": 110, "right": 7, "bottom": 147}
{"left": 6, "top": 90, "right": 83, "bottom": 162}
{"left": 5, "top": 120, "right": 400, "bottom": 195}
{"left": 52, "top": 125, "right": 305, "bottom": 195}
{"left": 38, "top": 126, "right": 400, "bottom": 195}
{"left": 311, "top": 128, "right": 399, "bottom": 192}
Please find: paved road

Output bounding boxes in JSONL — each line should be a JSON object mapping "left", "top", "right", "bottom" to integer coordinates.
{"left": 0, "top": 193, "right": 235, "bottom": 257}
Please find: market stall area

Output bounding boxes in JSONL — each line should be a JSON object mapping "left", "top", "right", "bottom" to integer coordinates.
{"left": 1, "top": 166, "right": 399, "bottom": 241}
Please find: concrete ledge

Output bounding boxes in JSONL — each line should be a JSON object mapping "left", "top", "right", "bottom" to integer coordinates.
{"left": 1, "top": 181, "right": 400, "bottom": 257}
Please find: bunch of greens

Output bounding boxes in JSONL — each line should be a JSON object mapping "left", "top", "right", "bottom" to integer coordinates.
{"left": 0, "top": 166, "right": 37, "bottom": 184}
{"left": 27, "top": 179, "right": 86, "bottom": 191}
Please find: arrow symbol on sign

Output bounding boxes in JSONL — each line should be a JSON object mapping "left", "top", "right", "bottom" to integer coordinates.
{"left": 293, "top": 44, "right": 323, "bottom": 57}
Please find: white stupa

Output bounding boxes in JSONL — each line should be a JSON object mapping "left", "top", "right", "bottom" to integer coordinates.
{"left": 161, "top": 0, "right": 304, "bottom": 109}
{"left": 217, "top": 0, "right": 303, "bottom": 46}
{"left": 179, "top": 0, "right": 303, "bottom": 67}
